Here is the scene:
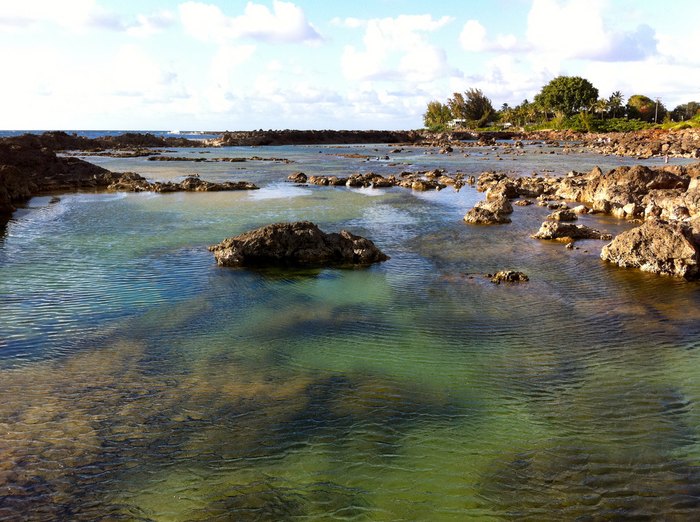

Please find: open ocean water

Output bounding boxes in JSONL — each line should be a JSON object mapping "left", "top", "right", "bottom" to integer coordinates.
{"left": 2, "top": 137, "right": 700, "bottom": 520}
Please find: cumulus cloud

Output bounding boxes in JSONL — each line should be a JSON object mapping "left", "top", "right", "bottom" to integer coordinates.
{"left": 341, "top": 14, "right": 455, "bottom": 82}
{"left": 459, "top": 20, "right": 487, "bottom": 52}
{"left": 179, "top": 1, "right": 321, "bottom": 43}
{"left": 459, "top": 19, "right": 519, "bottom": 53}
{"left": 127, "top": 11, "right": 176, "bottom": 37}
{"left": 0, "top": 0, "right": 174, "bottom": 36}
{"left": 526, "top": 0, "right": 657, "bottom": 61}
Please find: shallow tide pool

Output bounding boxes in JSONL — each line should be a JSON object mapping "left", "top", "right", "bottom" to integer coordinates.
{"left": 2, "top": 143, "right": 700, "bottom": 520}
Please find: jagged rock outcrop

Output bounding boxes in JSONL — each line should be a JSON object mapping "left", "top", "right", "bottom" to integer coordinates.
{"left": 208, "top": 221, "right": 389, "bottom": 267}
{"left": 464, "top": 196, "right": 513, "bottom": 225}
{"left": 532, "top": 221, "right": 612, "bottom": 241}
{"left": 464, "top": 206, "right": 512, "bottom": 224}
{"left": 600, "top": 219, "right": 700, "bottom": 279}
{"left": 0, "top": 135, "right": 111, "bottom": 217}
{"left": 0, "top": 135, "right": 258, "bottom": 223}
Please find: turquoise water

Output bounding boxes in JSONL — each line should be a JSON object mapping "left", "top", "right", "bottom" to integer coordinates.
{"left": 2, "top": 143, "right": 700, "bottom": 520}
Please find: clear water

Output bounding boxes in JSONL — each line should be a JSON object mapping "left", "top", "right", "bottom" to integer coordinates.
{"left": 2, "top": 143, "right": 700, "bottom": 520}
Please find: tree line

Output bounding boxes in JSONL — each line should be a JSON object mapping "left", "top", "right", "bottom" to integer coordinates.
{"left": 424, "top": 76, "right": 700, "bottom": 132}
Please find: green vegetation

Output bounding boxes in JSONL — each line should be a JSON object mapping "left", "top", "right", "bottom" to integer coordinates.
{"left": 447, "top": 88, "right": 495, "bottom": 129}
{"left": 534, "top": 76, "right": 599, "bottom": 117}
{"left": 423, "top": 101, "right": 452, "bottom": 131}
{"left": 424, "top": 76, "right": 697, "bottom": 133}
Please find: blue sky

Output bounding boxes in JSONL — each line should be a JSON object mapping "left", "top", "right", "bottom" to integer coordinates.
{"left": 1, "top": 0, "right": 698, "bottom": 130}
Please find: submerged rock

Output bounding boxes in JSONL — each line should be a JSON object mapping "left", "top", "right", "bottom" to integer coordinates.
{"left": 490, "top": 270, "right": 529, "bottom": 284}
{"left": 532, "top": 221, "right": 612, "bottom": 241}
{"left": 208, "top": 221, "right": 390, "bottom": 268}
{"left": 600, "top": 219, "right": 700, "bottom": 279}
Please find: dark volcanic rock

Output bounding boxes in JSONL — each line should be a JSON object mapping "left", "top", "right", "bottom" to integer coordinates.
{"left": 210, "top": 130, "right": 421, "bottom": 147}
{"left": 490, "top": 270, "right": 529, "bottom": 284}
{"left": 107, "top": 174, "right": 258, "bottom": 193}
{"left": 208, "top": 221, "right": 389, "bottom": 267}
{"left": 601, "top": 219, "right": 700, "bottom": 279}
{"left": 0, "top": 135, "right": 111, "bottom": 216}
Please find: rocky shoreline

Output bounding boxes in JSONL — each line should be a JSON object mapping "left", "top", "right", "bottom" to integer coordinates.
{"left": 4, "top": 128, "right": 700, "bottom": 279}
{"left": 0, "top": 134, "right": 258, "bottom": 222}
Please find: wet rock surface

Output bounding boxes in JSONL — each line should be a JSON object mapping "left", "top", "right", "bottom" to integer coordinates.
{"left": 107, "top": 173, "right": 258, "bottom": 193}
{"left": 490, "top": 270, "right": 529, "bottom": 284}
{"left": 0, "top": 135, "right": 258, "bottom": 223}
{"left": 209, "top": 221, "right": 389, "bottom": 268}
{"left": 0, "top": 135, "right": 111, "bottom": 216}
{"left": 601, "top": 219, "right": 700, "bottom": 279}
{"left": 532, "top": 221, "right": 613, "bottom": 241}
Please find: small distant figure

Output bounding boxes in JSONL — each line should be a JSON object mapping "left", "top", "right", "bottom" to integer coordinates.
{"left": 665, "top": 154, "right": 669, "bottom": 164}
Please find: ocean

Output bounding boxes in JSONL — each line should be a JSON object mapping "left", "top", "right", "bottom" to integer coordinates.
{"left": 2, "top": 139, "right": 700, "bottom": 520}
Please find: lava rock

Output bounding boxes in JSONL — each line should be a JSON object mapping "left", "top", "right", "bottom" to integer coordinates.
{"left": 209, "top": 221, "right": 390, "bottom": 268}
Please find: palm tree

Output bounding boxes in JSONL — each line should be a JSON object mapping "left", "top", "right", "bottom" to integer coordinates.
{"left": 594, "top": 98, "right": 609, "bottom": 120}
{"left": 607, "top": 91, "right": 624, "bottom": 118}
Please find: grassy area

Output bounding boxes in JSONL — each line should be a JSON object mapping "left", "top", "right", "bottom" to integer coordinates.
{"left": 662, "top": 114, "right": 700, "bottom": 130}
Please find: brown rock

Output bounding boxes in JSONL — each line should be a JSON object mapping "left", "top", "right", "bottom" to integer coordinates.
{"left": 532, "top": 221, "right": 612, "bottom": 241}
{"left": 287, "top": 172, "right": 307, "bottom": 183}
{"left": 464, "top": 206, "right": 511, "bottom": 225}
{"left": 208, "top": 221, "right": 389, "bottom": 268}
{"left": 600, "top": 219, "right": 700, "bottom": 279}
{"left": 547, "top": 209, "right": 577, "bottom": 221}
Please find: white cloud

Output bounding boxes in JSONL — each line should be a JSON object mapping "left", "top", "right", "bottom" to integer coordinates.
{"left": 341, "top": 14, "right": 455, "bottom": 82}
{"left": 0, "top": 0, "right": 99, "bottom": 30}
{"left": 526, "top": 0, "right": 657, "bottom": 62}
{"left": 127, "top": 11, "right": 176, "bottom": 37}
{"left": 0, "top": 0, "right": 173, "bottom": 35}
{"left": 459, "top": 20, "right": 487, "bottom": 52}
{"left": 459, "top": 19, "right": 519, "bottom": 53}
{"left": 179, "top": 1, "right": 321, "bottom": 44}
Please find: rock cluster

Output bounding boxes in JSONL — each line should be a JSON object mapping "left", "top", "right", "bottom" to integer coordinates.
{"left": 287, "top": 170, "right": 461, "bottom": 191}
{"left": 107, "top": 173, "right": 258, "bottom": 193}
{"left": 208, "top": 221, "right": 389, "bottom": 268}
{"left": 584, "top": 129, "right": 700, "bottom": 159}
{"left": 0, "top": 135, "right": 258, "bottom": 223}
{"left": 474, "top": 162, "right": 700, "bottom": 278}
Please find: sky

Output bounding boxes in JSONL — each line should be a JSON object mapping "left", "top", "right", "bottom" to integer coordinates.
{"left": 1, "top": 0, "right": 699, "bottom": 130}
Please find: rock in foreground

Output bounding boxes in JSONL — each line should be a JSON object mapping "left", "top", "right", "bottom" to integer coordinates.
{"left": 600, "top": 219, "right": 700, "bottom": 279}
{"left": 209, "top": 221, "right": 389, "bottom": 268}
